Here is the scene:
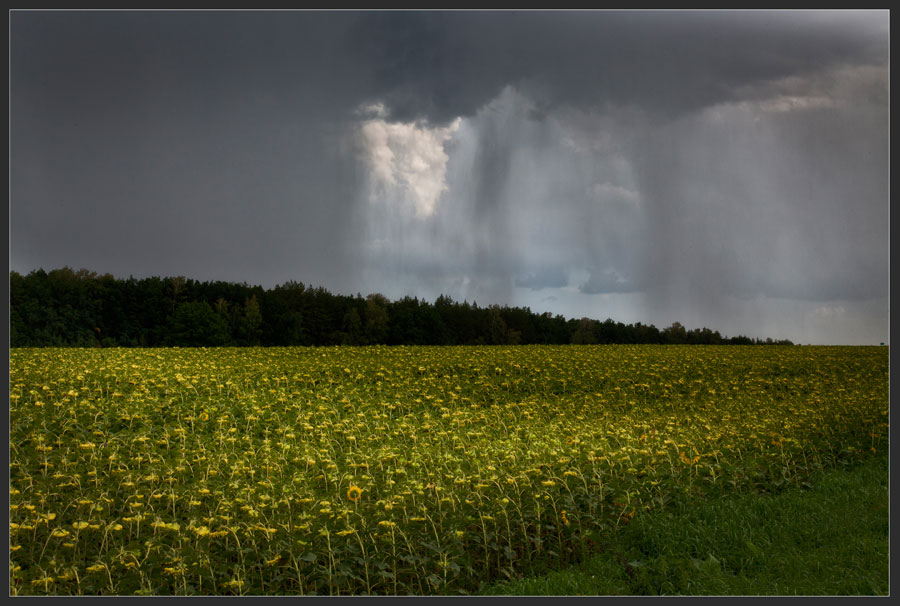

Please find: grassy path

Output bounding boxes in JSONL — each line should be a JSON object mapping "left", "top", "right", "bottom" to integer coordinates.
{"left": 481, "top": 453, "right": 889, "bottom": 595}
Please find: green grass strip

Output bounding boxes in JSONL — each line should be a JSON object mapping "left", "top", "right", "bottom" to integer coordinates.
{"left": 481, "top": 453, "right": 889, "bottom": 596}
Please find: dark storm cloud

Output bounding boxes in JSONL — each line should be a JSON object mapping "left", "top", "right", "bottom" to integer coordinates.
{"left": 348, "top": 11, "right": 887, "bottom": 340}
{"left": 631, "top": 63, "right": 888, "bottom": 321}
{"left": 10, "top": 10, "right": 889, "bottom": 343}
{"left": 579, "top": 268, "right": 639, "bottom": 295}
{"left": 11, "top": 11, "right": 375, "bottom": 290}
{"left": 348, "top": 10, "right": 887, "bottom": 124}
{"left": 12, "top": 12, "right": 372, "bottom": 121}
{"left": 515, "top": 267, "right": 568, "bottom": 291}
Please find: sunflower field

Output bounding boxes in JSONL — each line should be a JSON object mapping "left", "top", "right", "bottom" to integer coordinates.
{"left": 9, "top": 345, "right": 888, "bottom": 595}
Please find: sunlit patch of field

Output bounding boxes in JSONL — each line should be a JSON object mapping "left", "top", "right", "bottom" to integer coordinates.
{"left": 9, "top": 345, "right": 888, "bottom": 595}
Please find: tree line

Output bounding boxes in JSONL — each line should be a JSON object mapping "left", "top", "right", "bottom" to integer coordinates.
{"left": 9, "top": 267, "right": 794, "bottom": 347}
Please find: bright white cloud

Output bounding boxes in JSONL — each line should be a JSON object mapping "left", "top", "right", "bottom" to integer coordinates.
{"left": 358, "top": 111, "right": 461, "bottom": 217}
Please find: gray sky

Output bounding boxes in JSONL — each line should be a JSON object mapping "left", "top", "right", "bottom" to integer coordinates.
{"left": 10, "top": 10, "right": 889, "bottom": 344}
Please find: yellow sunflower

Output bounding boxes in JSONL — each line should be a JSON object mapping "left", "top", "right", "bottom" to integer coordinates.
{"left": 346, "top": 485, "right": 363, "bottom": 502}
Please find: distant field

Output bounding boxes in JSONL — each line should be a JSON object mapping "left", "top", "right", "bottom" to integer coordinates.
{"left": 9, "top": 345, "right": 888, "bottom": 595}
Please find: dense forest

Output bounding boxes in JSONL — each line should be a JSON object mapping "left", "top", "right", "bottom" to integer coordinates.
{"left": 9, "top": 268, "right": 794, "bottom": 347}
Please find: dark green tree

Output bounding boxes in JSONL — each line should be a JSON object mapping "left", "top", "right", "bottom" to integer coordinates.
{"left": 213, "top": 297, "right": 235, "bottom": 344}
{"left": 238, "top": 295, "right": 263, "bottom": 345}
{"left": 570, "top": 318, "right": 598, "bottom": 344}
{"left": 169, "top": 302, "right": 231, "bottom": 346}
{"left": 167, "top": 276, "right": 187, "bottom": 315}
{"left": 488, "top": 305, "right": 511, "bottom": 345}
{"left": 9, "top": 268, "right": 793, "bottom": 347}
{"left": 662, "top": 321, "right": 688, "bottom": 344}
{"left": 342, "top": 306, "right": 364, "bottom": 345}
{"left": 364, "top": 294, "right": 390, "bottom": 344}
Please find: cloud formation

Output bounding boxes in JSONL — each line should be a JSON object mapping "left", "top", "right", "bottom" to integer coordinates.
{"left": 358, "top": 112, "right": 460, "bottom": 217}
{"left": 10, "top": 10, "right": 889, "bottom": 343}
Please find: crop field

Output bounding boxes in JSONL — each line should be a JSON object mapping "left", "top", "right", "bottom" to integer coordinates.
{"left": 8, "top": 345, "right": 889, "bottom": 595}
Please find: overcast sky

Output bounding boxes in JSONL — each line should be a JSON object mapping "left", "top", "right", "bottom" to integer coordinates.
{"left": 10, "top": 10, "right": 889, "bottom": 344}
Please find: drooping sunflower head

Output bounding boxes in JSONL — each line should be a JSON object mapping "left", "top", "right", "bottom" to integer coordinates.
{"left": 346, "top": 485, "right": 363, "bottom": 502}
